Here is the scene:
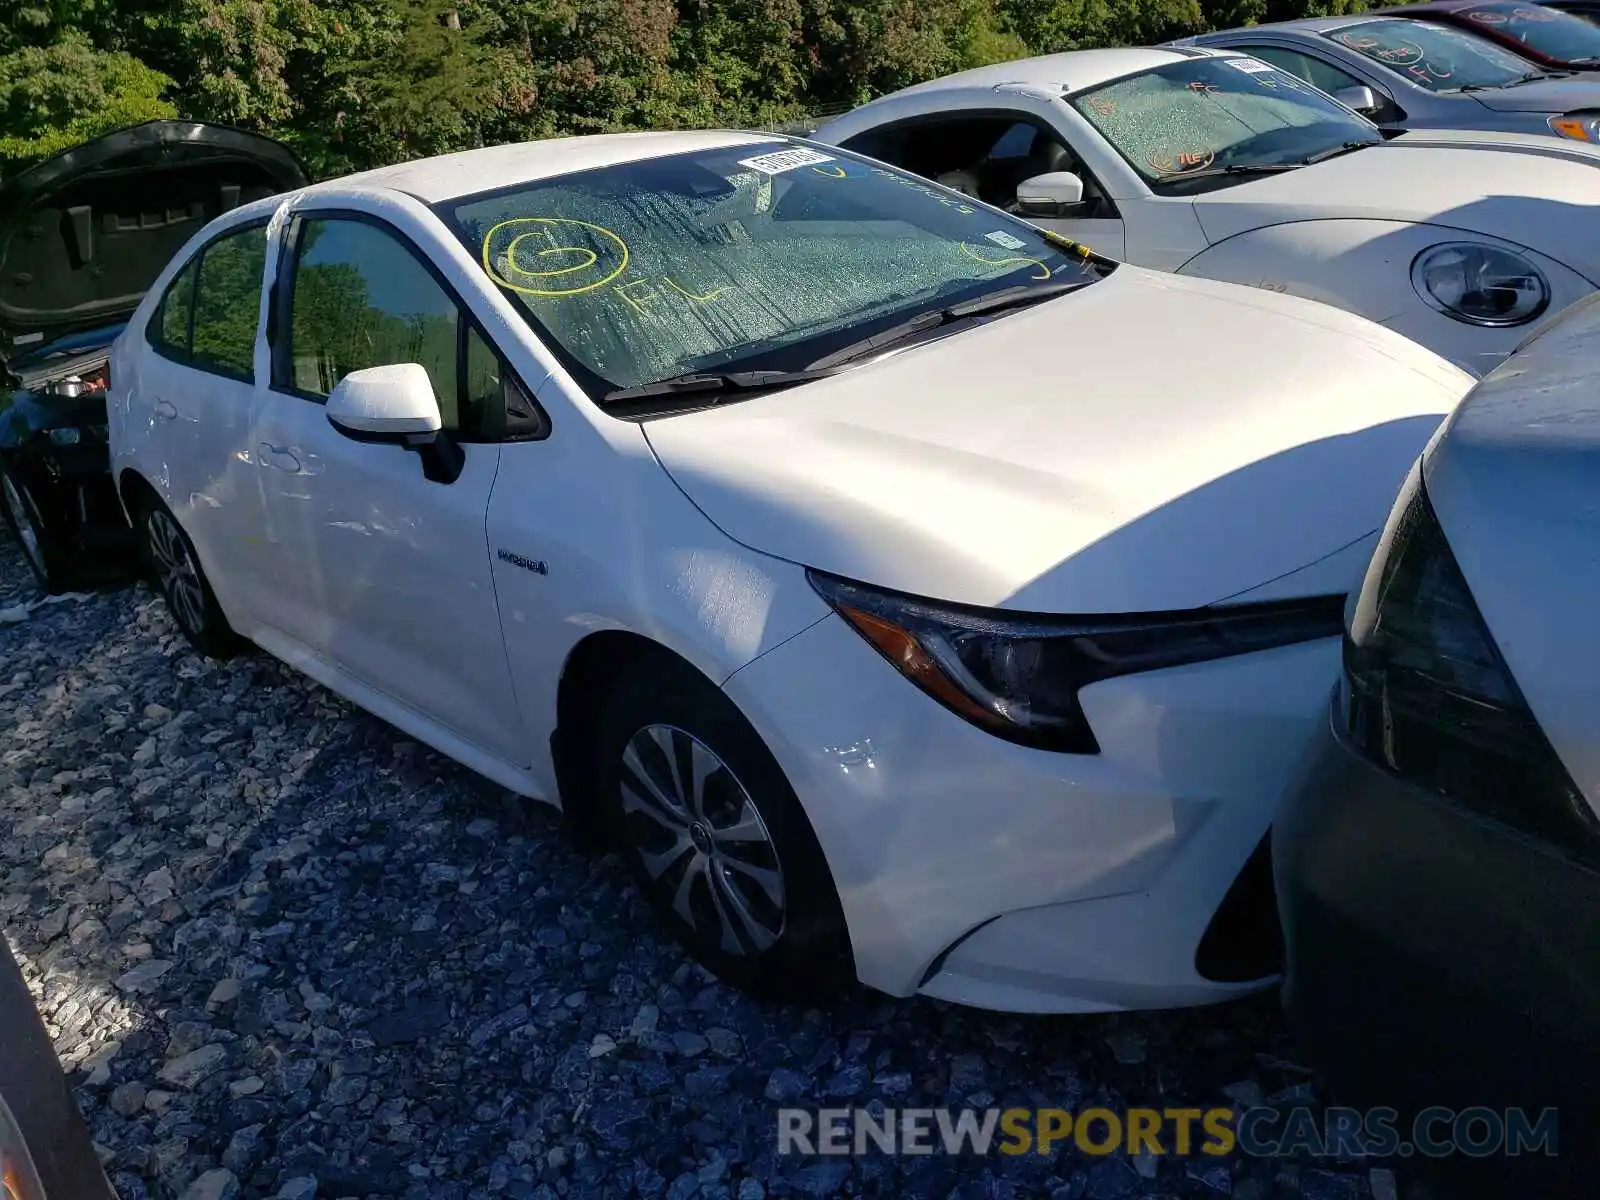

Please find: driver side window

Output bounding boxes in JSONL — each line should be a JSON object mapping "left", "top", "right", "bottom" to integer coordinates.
{"left": 1240, "top": 46, "right": 1399, "bottom": 119}
{"left": 840, "top": 115, "right": 1112, "bottom": 217}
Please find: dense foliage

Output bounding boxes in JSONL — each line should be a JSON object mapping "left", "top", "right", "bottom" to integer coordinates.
{"left": 0, "top": 0, "right": 1376, "bottom": 180}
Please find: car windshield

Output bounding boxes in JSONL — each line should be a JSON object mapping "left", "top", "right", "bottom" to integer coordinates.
{"left": 1453, "top": 2, "right": 1600, "bottom": 63}
{"left": 437, "top": 141, "right": 1110, "bottom": 402}
{"left": 1325, "top": 18, "right": 1546, "bottom": 90}
{"left": 1070, "top": 57, "right": 1382, "bottom": 190}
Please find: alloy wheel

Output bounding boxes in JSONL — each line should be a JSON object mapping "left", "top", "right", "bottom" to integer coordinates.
{"left": 145, "top": 509, "right": 206, "bottom": 636}
{"left": 618, "top": 723, "right": 787, "bottom": 955}
{"left": 2, "top": 473, "right": 45, "bottom": 580}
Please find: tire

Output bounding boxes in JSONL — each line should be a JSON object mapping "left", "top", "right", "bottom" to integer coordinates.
{"left": 0, "top": 461, "right": 72, "bottom": 594}
{"left": 593, "top": 655, "right": 851, "bottom": 1000}
{"left": 138, "top": 497, "right": 239, "bottom": 659}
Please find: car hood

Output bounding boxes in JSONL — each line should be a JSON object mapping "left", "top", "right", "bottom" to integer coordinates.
{"left": 0, "top": 120, "right": 306, "bottom": 371}
{"left": 1191, "top": 134, "right": 1600, "bottom": 283}
{"left": 643, "top": 267, "right": 1473, "bottom": 614}
{"left": 1423, "top": 289, "right": 1600, "bottom": 806}
{"left": 1462, "top": 73, "right": 1600, "bottom": 113}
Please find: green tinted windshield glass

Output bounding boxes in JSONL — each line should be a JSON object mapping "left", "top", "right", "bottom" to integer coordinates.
{"left": 440, "top": 141, "right": 1108, "bottom": 397}
{"left": 1071, "top": 57, "right": 1379, "bottom": 186}
{"left": 1326, "top": 19, "right": 1538, "bottom": 89}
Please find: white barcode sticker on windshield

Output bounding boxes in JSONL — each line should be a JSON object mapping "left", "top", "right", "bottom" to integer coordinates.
{"left": 1225, "top": 57, "right": 1276, "bottom": 74}
{"left": 737, "top": 147, "right": 836, "bottom": 175}
{"left": 985, "top": 230, "right": 1027, "bottom": 250}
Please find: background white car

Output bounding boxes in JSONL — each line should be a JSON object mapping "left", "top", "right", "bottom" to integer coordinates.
{"left": 110, "top": 131, "right": 1471, "bottom": 1013}
{"left": 814, "top": 47, "right": 1600, "bottom": 376}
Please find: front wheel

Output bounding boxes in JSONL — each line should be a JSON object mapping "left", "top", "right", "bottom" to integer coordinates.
{"left": 593, "top": 656, "right": 851, "bottom": 999}
{"left": 139, "top": 499, "right": 238, "bottom": 659}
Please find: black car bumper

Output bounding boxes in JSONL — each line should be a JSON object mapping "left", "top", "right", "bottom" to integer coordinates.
{"left": 1275, "top": 697, "right": 1600, "bottom": 1117}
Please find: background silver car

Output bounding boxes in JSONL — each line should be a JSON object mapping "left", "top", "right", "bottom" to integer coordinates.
{"left": 1176, "top": 13, "right": 1600, "bottom": 143}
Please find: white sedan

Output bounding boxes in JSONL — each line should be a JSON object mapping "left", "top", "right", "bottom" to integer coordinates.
{"left": 814, "top": 47, "right": 1600, "bottom": 376}
{"left": 109, "top": 131, "right": 1471, "bottom": 1013}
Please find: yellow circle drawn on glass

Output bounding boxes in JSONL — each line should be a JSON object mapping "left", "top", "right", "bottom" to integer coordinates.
{"left": 959, "top": 242, "right": 1050, "bottom": 281}
{"left": 482, "top": 217, "right": 629, "bottom": 297}
{"left": 812, "top": 164, "right": 848, "bottom": 178}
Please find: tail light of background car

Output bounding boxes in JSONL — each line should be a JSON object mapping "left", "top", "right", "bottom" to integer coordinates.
{"left": 1342, "top": 465, "right": 1599, "bottom": 861}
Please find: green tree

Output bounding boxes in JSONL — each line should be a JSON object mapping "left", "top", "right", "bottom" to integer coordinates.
{"left": 0, "top": 32, "right": 176, "bottom": 168}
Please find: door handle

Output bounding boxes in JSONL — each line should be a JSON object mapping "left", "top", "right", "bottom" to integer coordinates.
{"left": 152, "top": 398, "right": 178, "bottom": 421}
{"left": 258, "top": 442, "right": 302, "bottom": 473}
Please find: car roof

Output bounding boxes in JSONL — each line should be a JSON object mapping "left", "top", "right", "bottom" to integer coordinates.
{"left": 1197, "top": 13, "right": 1420, "bottom": 35}
{"left": 1374, "top": 0, "right": 1480, "bottom": 10}
{"left": 292, "top": 130, "right": 784, "bottom": 205}
{"left": 874, "top": 48, "right": 1217, "bottom": 101}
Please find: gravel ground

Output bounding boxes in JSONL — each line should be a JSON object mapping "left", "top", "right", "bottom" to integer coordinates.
{"left": 1, "top": 526, "right": 1414, "bottom": 1200}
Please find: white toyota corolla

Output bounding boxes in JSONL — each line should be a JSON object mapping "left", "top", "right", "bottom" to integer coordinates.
{"left": 108, "top": 131, "right": 1472, "bottom": 1013}
{"left": 814, "top": 47, "right": 1600, "bottom": 376}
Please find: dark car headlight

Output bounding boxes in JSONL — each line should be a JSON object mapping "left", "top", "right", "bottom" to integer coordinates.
{"left": 1342, "top": 467, "right": 1597, "bottom": 857}
{"left": 809, "top": 570, "right": 1345, "bottom": 754}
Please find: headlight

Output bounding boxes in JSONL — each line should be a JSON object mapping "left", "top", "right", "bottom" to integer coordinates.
{"left": 1548, "top": 113, "right": 1600, "bottom": 142}
{"left": 809, "top": 571, "right": 1345, "bottom": 754}
{"left": 1342, "top": 467, "right": 1598, "bottom": 861}
{"left": 1410, "top": 242, "right": 1549, "bottom": 327}
{"left": 45, "top": 427, "right": 82, "bottom": 446}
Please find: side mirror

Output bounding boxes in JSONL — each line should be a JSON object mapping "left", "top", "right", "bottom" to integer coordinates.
{"left": 327, "top": 363, "right": 442, "bottom": 441}
{"left": 326, "top": 363, "right": 464, "bottom": 484}
{"left": 1333, "top": 84, "right": 1380, "bottom": 116}
{"left": 1015, "top": 171, "right": 1087, "bottom": 218}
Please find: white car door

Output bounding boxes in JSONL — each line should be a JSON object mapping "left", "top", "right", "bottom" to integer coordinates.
{"left": 134, "top": 222, "right": 269, "bottom": 590}
{"left": 247, "top": 211, "right": 526, "bottom": 766}
{"left": 835, "top": 113, "right": 1128, "bottom": 260}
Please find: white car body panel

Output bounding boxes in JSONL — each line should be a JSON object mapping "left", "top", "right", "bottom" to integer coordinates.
{"left": 645, "top": 266, "right": 1468, "bottom": 612}
{"left": 106, "top": 130, "right": 1475, "bottom": 1012}
{"left": 813, "top": 49, "right": 1600, "bottom": 372}
{"left": 1182, "top": 220, "right": 1596, "bottom": 378}
{"left": 724, "top": 602, "right": 1344, "bottom": 1009}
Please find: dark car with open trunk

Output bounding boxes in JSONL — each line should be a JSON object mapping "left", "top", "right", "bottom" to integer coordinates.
{"left": 1, "top": 120, "right": 306, "bottom": 591}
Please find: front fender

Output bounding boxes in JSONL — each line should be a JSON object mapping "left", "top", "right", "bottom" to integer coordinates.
{"left": 1176, "top": 219, "right": 1597, "bottom": 375}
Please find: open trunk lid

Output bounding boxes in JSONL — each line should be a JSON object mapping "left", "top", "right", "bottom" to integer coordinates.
{"left": 0, "top": 120, "right": 307, "bottom": 372}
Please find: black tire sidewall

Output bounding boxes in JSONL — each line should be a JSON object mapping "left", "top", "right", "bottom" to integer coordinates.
{"left": 0, "top": 463, "right": 68, "bottom": 593}
{"left": 594, "top": 657, "right": 850, "bottom": 999}
{"left": 138, "top": 499, "right": 237, "bottom": 659}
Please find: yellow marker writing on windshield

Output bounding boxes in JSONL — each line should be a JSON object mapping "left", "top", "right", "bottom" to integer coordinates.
{"left": 482, "top": 217, "right": 629, "bottom": 297}
{"left": 663, "top": 276, "right": 730, "bottom": 303}
{"left": 812, "top": 164, "right": 848, "bottom": 178}
{"left": 959, "top": 242, "right": 1051, "bottom": 280}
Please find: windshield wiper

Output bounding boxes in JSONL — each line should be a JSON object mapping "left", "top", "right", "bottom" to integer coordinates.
{"left": 1152, "top": 162, "right": 1307, "bottom": 184}
{"left": 805, "top": 280, "right": 1089, "bottom": 371}
{"left": 603, "top": 367, "right": 839, "bottom": 404}
{"left": 1293, "top": 140, "right": 1382, "bottom": 165}
{"left": 1457, "top": 71, "right": 1558, "bottom": 92}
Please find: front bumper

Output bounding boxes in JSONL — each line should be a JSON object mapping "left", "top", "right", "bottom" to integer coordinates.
{"left": 722, "top": 612, "right": 1341, "bottom": 1013}
{"left": 1275, "top": 699, "right": 1600, "bottom": 1110}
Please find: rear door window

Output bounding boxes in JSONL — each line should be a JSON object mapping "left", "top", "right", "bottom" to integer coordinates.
{"left": 189, "top": 224, "right": 268, "bottom": 380}
{"left": 149, "top": 257, "right": 198, "bottom": 360}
